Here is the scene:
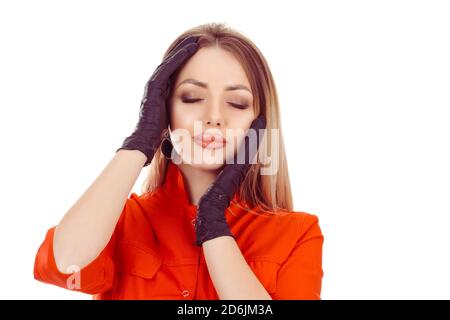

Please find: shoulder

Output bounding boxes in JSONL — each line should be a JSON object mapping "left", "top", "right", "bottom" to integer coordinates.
{"left": 274, "top": 210, "right": 320, "bottom": 224}
{"left": 122, "top": 191, "right": 161, "bottom": 215}
{"left": 289, "top": 211, "right": 324, "bottom": 245}
{"left": 264, "top": 211, "right": 324, "bottom": 263}
{"left": 235, "top": 207, "right": 323, "bottom": 260}
{"left": 113, "top": 192, "right": 159, "bottom": 245}
{"left": 117, "top": 192, "right": 149, "bottom": 221}
{"left": 250, "top": 207, "right": 322, "bottom": 236}
{"left": 286, "top": 211, "right": 323, "bottom": 238}
{"left": 276, "top": 210, "right": 323, "bottom": 242}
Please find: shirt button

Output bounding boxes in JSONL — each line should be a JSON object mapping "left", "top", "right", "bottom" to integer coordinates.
{"left": 191, "top": 218, "right": 196, "bottom": 226}
{"left": 181, "top": 290, "right": 190, "bottom": 297}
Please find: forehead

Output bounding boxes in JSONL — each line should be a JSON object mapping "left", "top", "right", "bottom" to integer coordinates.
{"left": 174, "top": 47, "right": 250, "bottom": 89}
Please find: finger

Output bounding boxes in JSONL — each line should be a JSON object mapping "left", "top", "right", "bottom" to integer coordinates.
{"left": 150, "top": 36, "right": 198, "bottom": 81}
{"left": 249, "top": 114, "right": 266, "bottom": 132}
{"left": 213, "top": 115, "right": 267, "bottom": 197}
{"left": 158, "top": 36, "right": 198, "bottom": 89}
{"left": 242, "top": 114, "right": 267, "bottom": 158}
{"left": 152, "top": 36, "right": 198, "bottom": 73}
{"left": 165, "top": 36, "right": 199, "bottom": 60}
{"left": 144, "top": 41, "right": 199, "bottom": 99}
{"left": 154, "top": 42, "right": 199, "bottom": 84}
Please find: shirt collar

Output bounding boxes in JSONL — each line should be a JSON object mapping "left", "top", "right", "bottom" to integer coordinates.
{"left": 161, "top": 161, "right": 242, "bottom": 216}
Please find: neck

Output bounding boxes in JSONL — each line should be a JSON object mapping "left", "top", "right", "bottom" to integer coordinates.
{"left": 176, "top": 163, "right": 222, "bottom": 206}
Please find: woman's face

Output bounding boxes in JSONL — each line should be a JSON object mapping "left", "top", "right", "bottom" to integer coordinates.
{"left": 168, "top": 46, "right": 256, "bottom": 171}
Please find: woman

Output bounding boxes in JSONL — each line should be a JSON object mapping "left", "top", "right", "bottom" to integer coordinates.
{"left": 33, "top": 23, "right": 324, "bottom": 300}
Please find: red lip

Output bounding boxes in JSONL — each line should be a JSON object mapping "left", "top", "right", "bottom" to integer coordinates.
{"left": 193, "top": 132, "right": 227, "bottom": 149}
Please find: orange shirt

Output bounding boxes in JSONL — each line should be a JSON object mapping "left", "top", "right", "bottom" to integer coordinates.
{"left": 33, "top": 161, "right": 324, "bottom": 300}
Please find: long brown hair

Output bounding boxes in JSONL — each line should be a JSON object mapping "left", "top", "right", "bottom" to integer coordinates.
{"left": 141, "top": 22, "right": 293, "bottom": 215}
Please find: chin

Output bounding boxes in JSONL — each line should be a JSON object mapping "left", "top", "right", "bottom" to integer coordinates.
{"left": 185, "top": 161, "right": 225, "bottom": 172}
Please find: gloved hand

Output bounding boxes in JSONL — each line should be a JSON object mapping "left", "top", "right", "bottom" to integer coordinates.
{"left": 194, "top": 114, "right": 267, "bottom": 246}
{"left": 116, "top": 36, "right": 199, "bottom": 167}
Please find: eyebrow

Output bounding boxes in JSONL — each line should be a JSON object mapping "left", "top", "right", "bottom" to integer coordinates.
{"left": 176, "top": 78, "right": 252, "bottom": 93}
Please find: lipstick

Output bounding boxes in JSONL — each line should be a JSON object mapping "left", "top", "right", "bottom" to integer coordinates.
{"left": 193, "top": 133, "right": 227, "bottom": 149}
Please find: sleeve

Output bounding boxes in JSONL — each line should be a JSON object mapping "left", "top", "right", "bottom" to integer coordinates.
{"left": 32, "top": 193, "right": 134, "bottom": 295}
{"left": 33, "top": 226, "right": 117, "bottom": 295}
{"left": 272, "top": 214, "right": 324, "bottom": 300}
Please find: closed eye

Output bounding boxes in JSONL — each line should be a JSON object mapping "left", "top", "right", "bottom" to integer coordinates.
{"left": 181, "top": 97, "right": 202, "bottom": 103}
{"left": 227, "top": 102, "right": 249, "bottom": 110}
{"left": 181, "top": 98, "right": 249, "bottom": 110}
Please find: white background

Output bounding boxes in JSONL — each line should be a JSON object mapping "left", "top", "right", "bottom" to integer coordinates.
{"left": 1, "top": 0, "right": 449, "bottom": 299}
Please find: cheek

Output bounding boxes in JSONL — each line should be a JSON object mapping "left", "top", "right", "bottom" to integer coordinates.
{"left": 170, "top": 102, "right": 200, "bottom": 131}
{"left": 228, "top": 108, "right": 256, "bottom": 131}
{"left": 224, "top": 109, "right": 258, "bottom": 159}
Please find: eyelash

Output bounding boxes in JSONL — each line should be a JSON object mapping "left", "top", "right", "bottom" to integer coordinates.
{"left": 181, "top": 97, "right": 249, "bottom": 110}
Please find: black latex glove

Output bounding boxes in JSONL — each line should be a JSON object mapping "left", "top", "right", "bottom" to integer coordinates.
{"left": 194, "top": 114, "right": 267, "bottom": 246}
{"left": 116, "top": 36, "right": 199, "bottom": 167}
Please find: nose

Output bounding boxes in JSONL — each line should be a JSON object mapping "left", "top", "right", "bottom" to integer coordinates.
{"left": 204, "top": 103, "right": 225, "bottom": 128}
{"left": 205, "top": 119, "right": 223, "bottom": 127}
